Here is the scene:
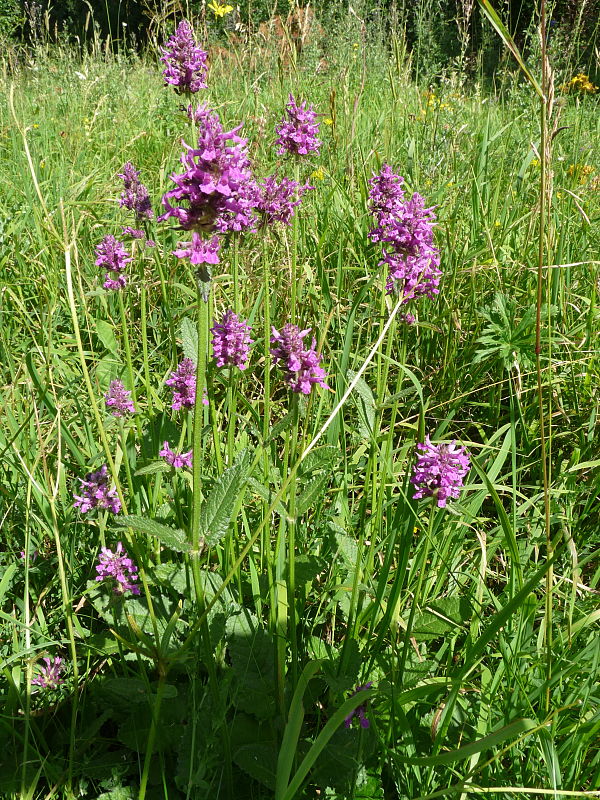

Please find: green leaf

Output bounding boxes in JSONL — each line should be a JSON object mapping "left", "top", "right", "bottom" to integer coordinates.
{"left": 134, "top": 461, "right": 171, "bottom": 476}
{"left": 477, "top": 1, "right": 543, "bottom": 97}
{"left": 412, "top": 597, "right": 472, "bottom": 641}
{"left": 199, "top": 453, "right": 251, "bottom": 547}
{"left": 300, "top": 445, "right": 341, "bottom": 475}
{"left": 115, "top": 515, "right": 190, "bottom": 553}
{"left": 296, "top": 472, "right": 329, "bottom": 516}
{"left": 226, "top": 609, "right": 276, "bottom": 720}
{"left": 180, "top": 316, "right": 198, "bottom": 364}
{"left": 94, "top": 317, "right": 120, "bottom": 356}
{"left": 393, "top": 717, "right": 539, "bottom": 765}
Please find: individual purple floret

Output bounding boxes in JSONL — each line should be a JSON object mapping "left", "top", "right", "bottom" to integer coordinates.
{"left": 73, "top": 465, "right": 121, "bottom": 514}
{"left": 118, "top": 162, "right": 153, "bottom": 220}
{"left": 410, "top": 436, "right": 471, "bottom": 507}
{"left": 32, "top": 657, "right": 65, "bottom": 689}
{"left": 95, "top": 541, "right": 140, "bottom": 596}
{"left": 95, "top": 235, "right": 132, "bottom": 292}
{"left": 275, "top": 94, "right": 321, "bottom": 156}
{"left": 122, "top": 226, "right": 145, "bottom": 239}
{"left": 165, "top": 358, "right": 197, "bottom": 410}
{"left": 20, "top": 549, "right": 38, "bottom": 562}
{"left": 344, "top": 682, "right": 373, "bottom": 730}
{"left": 104, "top": 379, "right": 135, "bottom": 417}
{"left": 254, "top": 175, "right": 311, "bottom": 226}
{"left": 160, "top": 105, "right": 257, "bottom": 234}
{"left": 270, "top": 323, "right": 329, "bottom": 395}
{"left": 160, "top": 20, "right": 207, "bottom": 95}
{"left": 173, "top": 232, "right": 221, "bottom": 265}
{"left": 368, "top": 165, "right": 441, "bottom": 303}
{"left": 159, "top": 441, "right": 193, "bottom": 469}
{"left": 211, "top": 310, "right": 253, "bottom": 370}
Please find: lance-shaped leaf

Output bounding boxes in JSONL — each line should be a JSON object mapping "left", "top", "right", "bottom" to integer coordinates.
{"left": 115, "top": 515, "right": 190, "bottom": 553}
{"left": 199, "top": 452, "right": 251, "bottom": 546}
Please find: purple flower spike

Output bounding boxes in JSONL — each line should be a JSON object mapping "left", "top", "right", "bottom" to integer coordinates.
{"left": 32, "top": 657, "right": 64, "bottom": 689}
{"left": 160, "top": 20, "right": 207, "bottom": 94}
{"left": 159, "top": 441, "right": 193, "bottom": 469}
{"left": 410, "top": 436, "right": 470, "bottom": 507}
{"left": 118, "top": 162, "right": 153, "bottom": 220}
{"left": 275, "top": 94, "right": 321, "bottom": 156}
{"left": 95, "top": 235, "right": 132, "bottom": 272}
{"left": 255, "top": 175, "right": 311, "bottom": 226}
{"left": 270, "top": 323, "right": 329, "bottom": 395}
{"left": 211, "top": 309, "right": 253, "bottom": 370}
{"left": 165, "top": 358, "right": 197, "bottom": 410}
{"left": 95, "top": 541, "right": 140, "bottom": 595}
{"left": 344, "top": 682, "right": 373, "bottom": 730}
{"left": 95, "top": 235, "right": 131, "bottom": 292}
{"left": 104, "top": 379, "right": 135, "bottom": 417}
{"left": 173, "top": 232, "right": 221, "bottom": 265}
{"left": 73, "top": 465, "right": 121, "bottom": 515}
{"left": 160, "top": 106, "right": 257, "bottom": 234}
{"left": 368, "top": 165, "right": 441, "bottom": 304}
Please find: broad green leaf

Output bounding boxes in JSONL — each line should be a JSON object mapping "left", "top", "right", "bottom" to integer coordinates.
{"left": 115, "top": 515, "right": 190, "bottom": 553}
{"left": 94, "top": 317, "right": 120, "bottom": 356}
{"left": 180, "top": 316, "right": 198, "bottom": 364}
{"left": 134, "top": 460, "right": 171, "bottom": 476}
{"left": 296, "top": 472, "right": 329, "bottom": 516}
{"left": 199, "top": 453, "right": 251, "bottom": 546}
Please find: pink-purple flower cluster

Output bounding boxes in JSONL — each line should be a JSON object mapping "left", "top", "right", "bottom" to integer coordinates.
{"left": 118, "top": 162, "right": 153, "bottom": 220}
{"left": 368, "top": 165, "right": 441, "bottom": 303}
{"left": 275, "top": 94, "right": 321, "bottom": 156}
{"left": 96, "top": 541, "right": 140, "bottom": 595}
{"left": 211, "top": 310, "right": 253, "bottom": 370}
{"left": 159, "top": 441, "right": 193, "bottom": 469}
{"left": 271, "top": 323, "right": 329, "bottom": 395}
{"left": 160, "top": 20, "right": 207, "bottom": 95}
{"left": 173, "top": 233, "right": 221, "bottom": 265}
{"left": 104, "top": 379, "right": 135, "bottom": 417}
{"left": 32, "top": 656, "right": 65, "bottom": 689}
{"left": 160, "top": 106, "right": 256, "bottom": 234}
{"left": 165, "top": 358, "right": 197, "bottom": 410}
{"left": 95, "top": 235, "right": 132, "bottom": 291}
{"left": 411, "top": 436, "right": 471, "bottom": 507}
{"left": 254, "top": 175, "right": 311, "bottom": 226}
{"left": 344, "top": 682, "right": 372, "bottom": 729}
{"left": 73, "top": 465, "right": 121, "bottom": 514}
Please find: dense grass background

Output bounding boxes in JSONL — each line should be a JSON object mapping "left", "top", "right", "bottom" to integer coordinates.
{"left": 1, "top": 16, "right": 599, "bottom": 800}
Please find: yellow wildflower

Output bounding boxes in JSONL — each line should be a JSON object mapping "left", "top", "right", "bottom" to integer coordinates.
{"left": 208, "top": 1, "right": 234, "bottom": 17}
{"left": 562, "top": 72, "right": 598, "bottom": 94}
{"left": 311, "top": 166, "right": 325, "bottom": 181}
{"left": 323, "top": 118, "right": 333, "bottom": 126}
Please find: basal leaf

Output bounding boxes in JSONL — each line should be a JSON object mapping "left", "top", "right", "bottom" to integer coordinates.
{"left": 115, "top": 515, "right": 190, "bottom": 553}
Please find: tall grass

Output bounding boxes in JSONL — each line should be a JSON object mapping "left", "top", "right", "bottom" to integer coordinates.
{"left": 0, "top": 14, "right": 599, "bottom": 800}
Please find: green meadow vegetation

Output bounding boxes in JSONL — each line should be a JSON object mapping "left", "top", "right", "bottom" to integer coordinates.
{"left": 1, "top": 5, "right": 599, "bottom": 799}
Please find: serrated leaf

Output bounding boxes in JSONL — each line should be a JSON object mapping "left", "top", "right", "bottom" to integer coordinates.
{"left": 267, "top": 412, "right": 294, "bottom": 442}
{"left": 247, "top": 477, "right": 287, "bottom": 516}
{"left": 134, "top": 461, "right": 171, "bottom": 476}
{"left": 180, "top": 316, "right": 198, "bottom": 364}
{"left": 347, "top": 370, "right": 375, "bottom": 437}
{"left": 296, "top": 472, "right": 329, "bottom": 515}
{"left": 300, "top": 445, "right": 341, "bottom": 475}
{"left": 226, "top": 610, "right": 276, "bottom": 720}
{"left": 234, "top": 743, "right": 278, "bottom": 789}
{"left": 199, "top": 454, "right": 251, "bottom": 547}
{"left": 412, "top": 597, "right": 471, "bottom": 641}
{"left": 94, "top": 318, "right": 120, "bottom": 356}
{"left": 115, "top": 515, "right": 190, "bottom": 553}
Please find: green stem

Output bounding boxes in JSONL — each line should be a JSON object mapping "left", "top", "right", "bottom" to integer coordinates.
{"left": 138, "top": 668, "right": 167, "bottom": 800}
{"left": 397, "top": 506, "right": 436, "bottom": 684}
{"left": 118, "top": 290, "right": 143, "bottom": 440}
{"left": 290, "top": 160, "right": 300, "bottom": 322}
{"left": 536, "top": 0, "right": 553, "bottom": 715}
{"left": 287, "top": 394, "right": 300, "bottom": 694}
